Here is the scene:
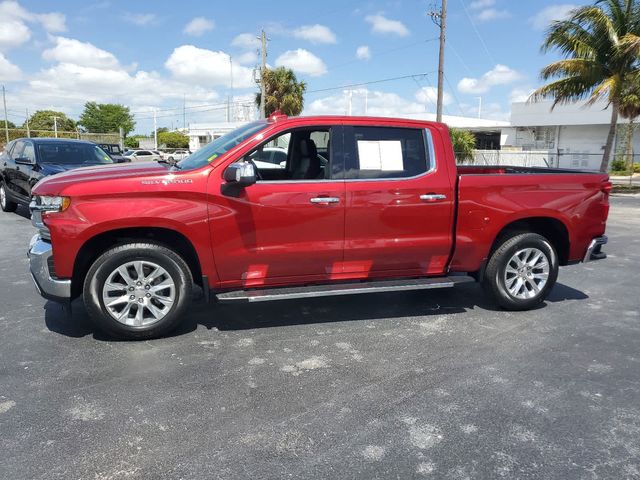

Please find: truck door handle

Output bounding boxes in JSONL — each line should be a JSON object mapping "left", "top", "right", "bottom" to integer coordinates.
{"left": 310, "top": 197, "right": 340, "bottom": 204}
{"left": 420, "top": 194, "right": 446, "bottom": 202}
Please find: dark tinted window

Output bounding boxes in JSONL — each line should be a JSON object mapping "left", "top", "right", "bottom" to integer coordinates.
{"left": 36, "top": 143, "right": 114, "bottom": 165}
{"left": 345, "top": 127, "right": 429, "bottom": 179}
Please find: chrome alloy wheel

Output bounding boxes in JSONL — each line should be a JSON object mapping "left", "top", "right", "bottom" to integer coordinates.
{"left": 0, "top": 185, "right": 6, "bottom": 209}
{"left": 102, "top": 260, "right": 176, "bottom": 326}
{"left": 504, "top": 247, "right": 550, "bottom": 299}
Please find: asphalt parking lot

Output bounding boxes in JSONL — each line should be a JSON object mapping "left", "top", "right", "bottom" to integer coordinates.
{"left": 1, "top": 196, "right": 639, "bottom": 479}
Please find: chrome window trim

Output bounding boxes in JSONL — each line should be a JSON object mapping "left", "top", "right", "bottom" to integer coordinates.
{"left": 342, "top": 127, "right": 437, "bottom": 183}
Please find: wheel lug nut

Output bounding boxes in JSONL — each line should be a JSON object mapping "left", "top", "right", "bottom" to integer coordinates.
{"left": 137, "top": 282, "right": 142, "bottom": 286}
{"left": 129, "top": 286, "right": 134, "bottom": 291}
{"left": 145, "top": 285, "right": 150, "bottom": 290}
{"left": 138, "top": 298, "right": 143, "bottom": 303}
{"left": 146, "top": 293, "right": 151, "bottom": 298}
{"left": 129, "top": 295, "right": 135, "bottom": 300}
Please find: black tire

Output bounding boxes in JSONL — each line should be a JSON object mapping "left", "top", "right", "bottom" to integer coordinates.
{"left": 83, "top": 242, "right": 193, "bottom": 340}
{"left": 483, "top": 233, "right": 559, "bottom": 311}
{"left": 0, "top": 182, "right": 18, "bottom": 213}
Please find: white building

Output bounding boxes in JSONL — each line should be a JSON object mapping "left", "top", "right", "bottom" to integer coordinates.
{"left": 502, "top": 100, "right": 638, "bottom": 170}
{"left": 187, "top": 114, "right": 508, "bottom": 152}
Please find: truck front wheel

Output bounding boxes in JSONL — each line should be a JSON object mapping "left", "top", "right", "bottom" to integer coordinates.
{"left": 83, "top": 243, "right": 193, "bottom": 339}
{"left": 483, "top": 233, "right": 559, "bottom": 311}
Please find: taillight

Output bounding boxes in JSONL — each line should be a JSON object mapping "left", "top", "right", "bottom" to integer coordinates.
{"left": 601, "top": 181, "right": 612, "bottom": 194}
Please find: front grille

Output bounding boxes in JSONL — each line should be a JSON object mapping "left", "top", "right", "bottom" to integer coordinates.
{"left": 47, "top": 256, "right": 57, "bottom": 279}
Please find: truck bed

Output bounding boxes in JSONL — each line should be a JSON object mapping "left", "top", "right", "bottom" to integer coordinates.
{"left": 450, "top": 165, "right": 610, "bottom": 273}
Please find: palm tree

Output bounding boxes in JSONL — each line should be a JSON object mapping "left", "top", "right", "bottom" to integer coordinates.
{"left": 618, "top": 74, "right": 640, "bottom": 170}
{"left": 255, "top": 67, "right": 306, "bottom": 117}
{"left": 530, "top": 0, "right": 640, "bottom": 172}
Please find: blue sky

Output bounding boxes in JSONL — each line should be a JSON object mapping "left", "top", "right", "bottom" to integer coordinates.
{"left": 0, "top": 0, "right": 589, "bottom": 134}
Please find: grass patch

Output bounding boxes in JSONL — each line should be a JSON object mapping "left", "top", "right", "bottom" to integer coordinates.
{"left": 611, "top": 184, "right": 640, "bottom": 193}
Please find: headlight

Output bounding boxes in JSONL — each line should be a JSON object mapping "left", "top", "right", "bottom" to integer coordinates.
{"left": 30, "top": 195, "right": 71, "bottom": 213}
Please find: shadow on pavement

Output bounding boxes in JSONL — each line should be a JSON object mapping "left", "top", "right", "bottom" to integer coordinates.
{"left": 43, "top": 282, "right": 589, "bottom": 340}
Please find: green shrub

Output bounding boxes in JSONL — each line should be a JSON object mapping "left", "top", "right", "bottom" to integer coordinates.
{"left": 634, "top": 163, "right": 640, "bottom": 173}
{"left": 611, "top": 158, "right": 627, "bottom": 171}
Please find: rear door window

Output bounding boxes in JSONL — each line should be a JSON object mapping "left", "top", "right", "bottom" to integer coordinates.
{"left": 344, "top": 126, "right": 430, "bottom": 179}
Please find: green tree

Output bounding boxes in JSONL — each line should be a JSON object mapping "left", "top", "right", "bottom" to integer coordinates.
{"left": 531, "top": 0, "right": 640, "bottom": 172}
{"left": 450, "top": 128, "right": 476, "bottom": 163}
{"left": 78, "top": 102, "right": 135, "bottom": 136}
{"left": 25, "top": 110, "right": 76, "bottom": 133}
{"left": 124, "top": 136, "right": 140, "bottom": 149}
{"left": 1, "top": 120, "right": 16, "bottom": 129}
{"left": 255, "top": 67, "right": 306, "bottom": 116}
{"left": 158, "top": 131, "right": 189, "bottom": 148}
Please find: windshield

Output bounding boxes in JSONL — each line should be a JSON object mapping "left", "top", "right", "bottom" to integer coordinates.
{"left": 177, "top": 121, "right": 267, "bottom": 171}
{"left": 123, "top": 150, "right": 134, "bottom": 156}
{"left": 37, "top": 143, "right": 114, "bottom": 165}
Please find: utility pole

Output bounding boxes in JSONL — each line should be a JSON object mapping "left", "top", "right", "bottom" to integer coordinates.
{"left": 258, "top": 30, "right": 268, "bottom": 119}
{"left": 2, "top": 85, "right": 8, "bottom": 144}
{"left": 52, "top": 116, "right": 59, "bottom": 138}
{"left": 25, "top": 108, "right": 30, "bottom": 138}
{"left": 428, "top": 0, "right": 447, "bottom": 123}
{"left": 183, "top": 94, "right": 186, "bottom": 130}
{"left": 153, "top": 109, "right": 157, "bottom": 150}
{"left": 347, "top": 89, "right": 353, "bottom": 116}
{"left": 476, "top": 97, "right": 482, "bottom": 118}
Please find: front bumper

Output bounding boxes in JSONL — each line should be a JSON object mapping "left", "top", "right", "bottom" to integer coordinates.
{"left": 583, "top": 235, "right": 608, "bottom": 262}
{"left": 28, "top": 234, "right": 71, "bottom": 302}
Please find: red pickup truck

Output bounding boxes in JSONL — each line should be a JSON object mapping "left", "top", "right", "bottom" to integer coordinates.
{"left": 27, "top": 114, "right": 610, "bottom": 339}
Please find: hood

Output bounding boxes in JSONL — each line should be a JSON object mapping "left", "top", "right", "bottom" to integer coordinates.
{"left": 32, "top": 161, "right": 169, "bottom": 195}
{"left": 39, "top": 162, "right": 93, "bottom": 176}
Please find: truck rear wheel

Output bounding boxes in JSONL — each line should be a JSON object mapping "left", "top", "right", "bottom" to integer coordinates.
{"left": 83, "top": 242, "right": 193, "bottom": 339}
{"left": 0, "top": 183, "right": 18, "bottom": 212}
{"left": 483, "top": 233, "right": 558, "bottom": 311}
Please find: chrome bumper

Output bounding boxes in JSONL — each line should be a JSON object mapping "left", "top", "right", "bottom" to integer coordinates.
{"left": 28, "top": 234, "right": 71, "bottom": 302}
{"left": 583, "top": 235, "right": 608, "bottom": 262}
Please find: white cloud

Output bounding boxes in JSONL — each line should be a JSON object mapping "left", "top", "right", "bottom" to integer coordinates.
{"left": 275, "top": 49, "right": 327, "bottom": 76}
{"left": 458, "top": 64, "right": 522, "bottom": 94}
{"left": 235, "top": 51, "right": 257, "bottom": 65}
{"left": 469, "top": 0, "right": 495, "bottom": 9}
{"left": 292, "top": 24, "right": 337, "bottom": 44}
{"left": 165, "top": 44, "right": 254, "bottom": 88}
{"left": 7, "top": 38, "right": 223, "bottom": 127}
{"left": 0, "top": 20, "right": 31, "bottom": 50}
{"left": 509, "top": 86, "right": 535, "bottom": 103}
{"left": 476, "top": 9, "right": 510, "bottom": 22}
{"left": 468, "top": 0, "right": 510, "bottom": 22}
{"left": 42, "top": 36, "right": 119, "bottom": 69}
{"left": 305, "top": 88, "right": 425, "bottom": 117}
{"left": 124, "top": 13, "right": 157, "bottom": 26}
{"left": 530, "top": 4, "right": 578, "bottom": 30}
{"left": 365, "top": 14, "right": 410, "bottom": 37}
{"left": 415, "top": 86, "right": 452, "bottom": 107}
{"left": 356, "top": 45, "right": 371, "bottom": 60}
{"left": 36, "top": 12, "right": 66, "bottom": 32}
{"left": 0, "top": 52, "right": 21, "bottom": 81}
{"left": 231, "top": 32, "right": 260, "bottom": 49}
{"left": 184, "top": 17, "right": 214, "bottom": 36}
{"left": 0, "top": 1, "right": 66, "bottom": 50}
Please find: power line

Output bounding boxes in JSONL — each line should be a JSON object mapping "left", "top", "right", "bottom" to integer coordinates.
{"left": 307, "top": 72, "right": 436, "bottom": 95}
{"left": 459, "top": 0, "right": 496, "bottom": 65}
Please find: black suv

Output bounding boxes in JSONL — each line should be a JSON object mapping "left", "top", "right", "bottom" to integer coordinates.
{"left": 0, "top": 138, "right": 114, "bottom": 212}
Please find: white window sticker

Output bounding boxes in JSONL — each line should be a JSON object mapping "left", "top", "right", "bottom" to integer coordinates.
{"left": 357, "top": 140, "right": 404, "bottom": 171}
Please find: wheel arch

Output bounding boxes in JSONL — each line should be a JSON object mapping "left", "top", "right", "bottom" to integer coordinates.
{"left": 72, "top": 227, "right": 203, "bottom": 298}
{"left": 490, "top": 216, "right": 570, "bottom": 266}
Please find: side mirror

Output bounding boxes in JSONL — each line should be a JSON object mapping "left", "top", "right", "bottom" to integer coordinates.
{"left": 15, "top": 157, "right": 35, "bottom": 166}
{"left": 224, "top": 162, "right": 256, "bottom": 187}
